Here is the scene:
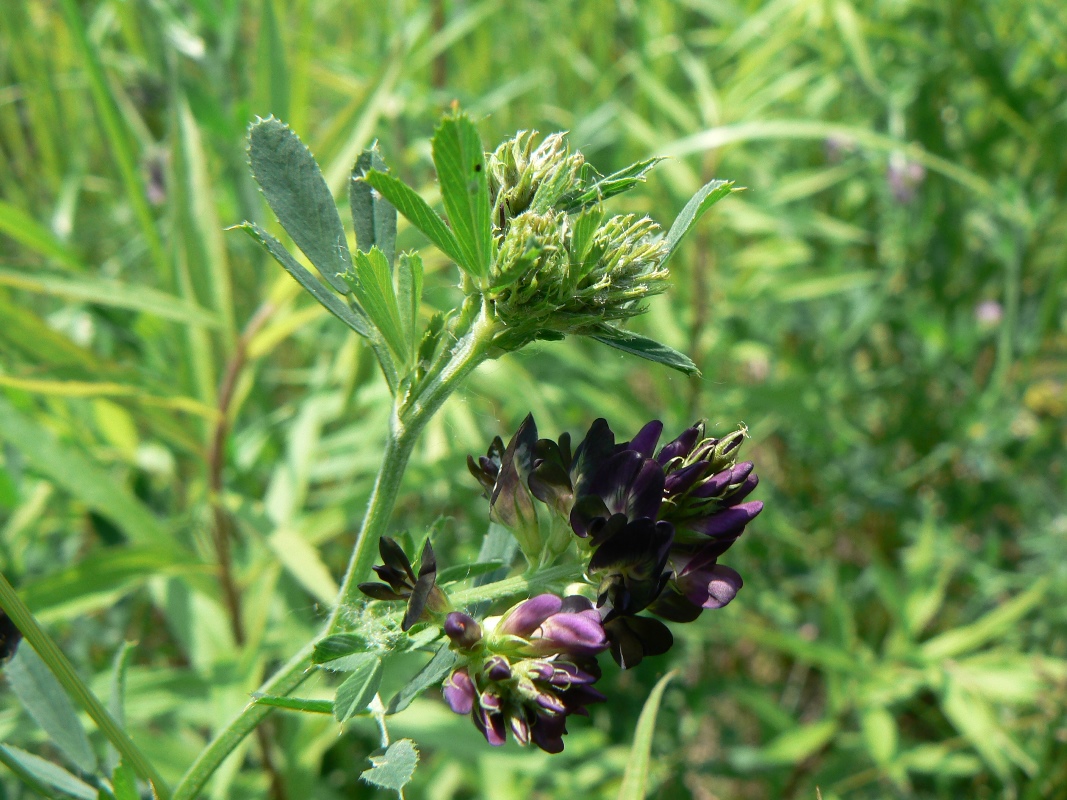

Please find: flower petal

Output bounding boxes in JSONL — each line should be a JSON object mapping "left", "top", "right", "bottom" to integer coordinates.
{"left": 443, "top": 669, "right": 476, "bottom": 715}
{"left": 499, "top": 594, "right": 563, "bottom": 636}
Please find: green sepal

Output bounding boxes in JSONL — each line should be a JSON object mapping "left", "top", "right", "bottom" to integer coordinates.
{"left": 558, "top": 157, "right": 665, "bottom": 213}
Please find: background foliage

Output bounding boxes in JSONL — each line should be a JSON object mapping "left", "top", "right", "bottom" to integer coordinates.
{"left": 2, "top": 0, "right": 1066, "bottom": 797}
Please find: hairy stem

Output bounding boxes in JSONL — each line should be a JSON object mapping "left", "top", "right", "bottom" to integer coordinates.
{"left": 173, "top": 302, "right": 498, "bottom": 800}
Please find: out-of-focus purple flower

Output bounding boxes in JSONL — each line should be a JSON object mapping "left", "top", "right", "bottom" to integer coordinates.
{"left": 887, "top": 152, "right": 925, "bottom": 203}
{"left": 975, "top": 300, "right": 1003, "bottom": 327}
{"left": 357, "top": 537, "right": 449, "bottom": 631}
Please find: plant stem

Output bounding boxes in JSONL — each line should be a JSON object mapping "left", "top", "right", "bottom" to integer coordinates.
{"left": 0, "top": 572, "right": 172, "bottom": 798}
{"left": 173, "top": 301, "right": 498, "bottom": 800}
{"left": 333, "top": 302, "right": 497, "bottom": 614}
{"left": 449, "top": 564, "right": 581, "bottom": 608}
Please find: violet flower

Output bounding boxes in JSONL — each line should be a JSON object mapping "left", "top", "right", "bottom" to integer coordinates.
{"left": 440, "top": 593, "right": 607, "bottom": 753}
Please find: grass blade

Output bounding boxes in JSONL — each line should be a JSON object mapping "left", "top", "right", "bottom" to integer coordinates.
{"left": 617, "top": 670, "right": 677, "bottom": 800}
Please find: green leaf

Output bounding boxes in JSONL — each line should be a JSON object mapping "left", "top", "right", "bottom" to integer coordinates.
{"left": 6, "top": 645, "right": 97, "bottom": 773}
{"left": 940, "top": 674, "right": 1037, "bottom": 778}
{"left": 662, "top": 179, "right": 735, "bottom": 268}
{"left": 0, "top": 744, "right": 97, "bottom": 800}
{"left": 559, "top": 158, "right": 664, "bottom": 212}
{"left": 252, "top": 694, "right": 334, "bottom": 714}
{"left": 111, "top": 762, "right": 139, "bottom": 800}
{"left": 395, "top": 252, "right": 424, "bottom": 364}
{"left": 253, "top": 0, "right": 289, "bottom": 120}
{"left": 362, "top": 169, "right": 467, "bottom": 269}
{"left": 0, "top": 397, "right": 170, "bottom": 548}
{"left": 360, "top": 739, "right": 419, "bottom": 794}
{"left": 312, "top": 633, "right": 369, "bottom": 667}
{"left": 617, "top": 670, "right": 676, "bottom": 800}
{"left": 333, "top": 655, "right": 383, "bottom": 723}
{"left": 591, "top": 324, "right": 700, "bottom": 376}
{"left": 920, "top": 579, "right": 1049, "bottom": 661}
{"left": 386, "top": 644, "right": 457, "bottom": 716}
{"left": 731, "top": 720, "right": 838, "bottom": 769}
{"left": 350, "top": 145, "right": 397, "bottom": 268}
{"left": 22, "top": 547, "right": 197, "bottom": 618}
{"left": 431, "top": 113, "right": 491, "bottom": 278}
{"left": 339, "top": 247, "right": 409, "bottom": 362}
{"left": 236, "top": 222, "right": 374, "bottom": 339}
{"left": 247, "top": 117, "right": 351, "bottom": 293}
{"left": 105, "top": 642, "right": 135, "bottom": 772}
{"left": 0, "top": 200, "right": 84, "bottom": 271}
{"left": 861, "top": 706, "right": 898, "bottom": 765}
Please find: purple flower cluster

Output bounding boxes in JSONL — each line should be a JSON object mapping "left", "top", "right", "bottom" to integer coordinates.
{"left": 361, "top": 414, "right": 762, "bottom": 755}
{"left": 470, "top": 415, "right": 762, "bottom": 667}
{"left": 441, "top": 594, "right": 607, "bottom": 753}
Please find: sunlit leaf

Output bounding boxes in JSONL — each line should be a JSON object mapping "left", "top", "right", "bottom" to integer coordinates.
{"left": 360, "top": 738, "right": 419, "bottom": 794}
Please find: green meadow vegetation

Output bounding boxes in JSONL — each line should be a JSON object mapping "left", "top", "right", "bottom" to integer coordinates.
{"left": 1, "top": 0, "right": 1066, "bottom": 798}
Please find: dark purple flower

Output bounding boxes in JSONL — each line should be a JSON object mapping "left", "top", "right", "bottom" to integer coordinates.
{"left": 603, "top": 615, "right": 673, "bottom": 669}
{"left": 0, "top": 609, "right": 21, "bottom": 661}
{"left": 357, "top": 537, "right": 448, "bottom": 631}
{"left": 586, "top": 515, "right": 674, "bottom": 619}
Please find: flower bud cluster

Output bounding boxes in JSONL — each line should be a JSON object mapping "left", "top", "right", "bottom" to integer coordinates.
{"left": 483, "top": 132, "right": 670, "bottom": 347}
{"left": 440, "top": 594, "right": 607, "bottom": 753}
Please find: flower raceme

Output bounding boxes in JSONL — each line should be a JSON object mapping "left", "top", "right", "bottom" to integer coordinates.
{"left": 470, "top": 415, "right": 762, "bottom": 666}
{"left": 441, "top": 595, "right": 607, "bottom": 753}
{"left": 359, "top": 414, "right": 761, "bottom": 753}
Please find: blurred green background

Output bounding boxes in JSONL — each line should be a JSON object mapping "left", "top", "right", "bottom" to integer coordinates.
{"left": 2, "top": 0, "right": 1066, "bottom": 797}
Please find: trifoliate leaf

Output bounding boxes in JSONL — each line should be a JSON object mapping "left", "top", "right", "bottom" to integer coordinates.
{"left": 662, "top": 179, "right": 735, "bottom": 268}
{"left": 432, "top": 113, "right": 492, "bottom": 279}
{"left": 350, "top": 145, "right": 398, "bottom": 268}
{"left": 360, "top": 739, "right": 419, "bottom": 793}
{"left": 236, "top": 223, "right": 374, "bottom": 339}
{"left": 5, "top": 645, "right": 97, "bottom": 773}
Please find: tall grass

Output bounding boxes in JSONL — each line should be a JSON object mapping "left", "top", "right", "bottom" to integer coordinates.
{"left": 1, "top": 1, "right": 1065, "bottom": 797}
